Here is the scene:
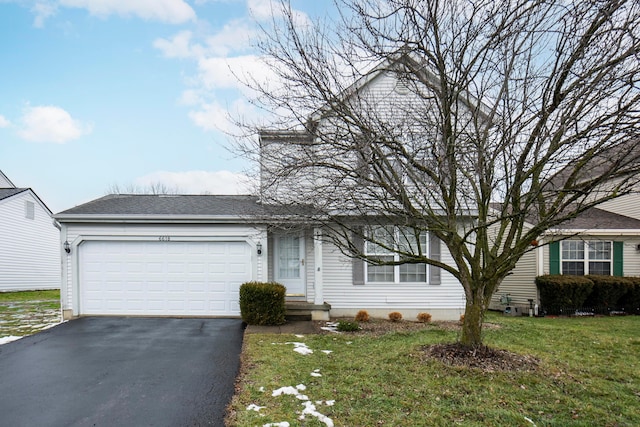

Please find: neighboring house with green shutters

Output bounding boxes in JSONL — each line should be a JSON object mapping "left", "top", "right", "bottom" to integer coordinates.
{"left": 490, "top": 204, "right": 640, "bottom": 312}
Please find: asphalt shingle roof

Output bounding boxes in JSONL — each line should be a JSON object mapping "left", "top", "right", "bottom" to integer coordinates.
{"left": 554, "top": 207, "right": 640, "bottom": 230}
{"left": 56, "top": 194, "right": 267, "bottom": 217}
{"left": 0, "top": 188, "right": 27, "bottom": 201}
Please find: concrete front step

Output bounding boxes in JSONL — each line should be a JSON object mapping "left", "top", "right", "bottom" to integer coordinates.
{"left": 285, "top": 302, "right": 331, "bottom": 321}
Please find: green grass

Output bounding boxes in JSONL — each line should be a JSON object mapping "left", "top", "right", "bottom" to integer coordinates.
{"left": 0, "top": 289, "right": 60, "bottom": 302}
{"left": 228, "top": 314, "right": 640, "bottom": 426}
{"left": 0, "top": 290, "right": 61, "bottom": 337}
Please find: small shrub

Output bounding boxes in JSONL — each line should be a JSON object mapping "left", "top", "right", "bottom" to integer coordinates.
{"left": 337, "top": 320, "right": 360, "bottom": 332}
{"left": 239, "top": 281, "right": 286, "bottom": 326}
{"left": 355, "top": 310, "right": 370, "bottom": 322}
{"left": 388, "top": 311, "right": 403, "bottom": 322}
{"left": 416, "top": 312, "right": 432, "bottom": 323}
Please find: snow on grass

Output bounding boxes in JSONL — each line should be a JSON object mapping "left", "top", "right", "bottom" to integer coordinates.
{"left": 247, "top": 404, "right": 266, "bottom": 412}
{"left": 310, "top": 369, "right": 322, "bottom": 377}
{"left": 300, "top": 401, "right": 334, "bottom": 427}
{"left": 320, "top": 322, "right": 339, "bottom": 333}
{"left": 263, "top": 423, "right": 290, "bottom": 427}
{"left": 0, "top": 336, "right": 22, "bottom": 345}
{"left": 272, "top": 384, "right": 307, "bottom": 397}
{"left": 285, "top": 342, "right": 313, "bottom": 355}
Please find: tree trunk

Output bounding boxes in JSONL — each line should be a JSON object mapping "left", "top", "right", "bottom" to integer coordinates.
{"left": 460, "top": 293, "right": 486, "bottom": 347}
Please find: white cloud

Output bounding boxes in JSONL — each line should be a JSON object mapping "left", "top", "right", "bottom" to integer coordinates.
{"left": 17, "top": 105, "right": 92, "bottom": 143}
{"left": 134, "top": 170, "right": 254, "bottom": 194}
{"left": 203, "top": 19, "right": 256, "bottom": 56}
{"left": 32, "top": 1, "right": 58, "bottom": 28}
{"left": 153, "top": 30, "right": 201, "bottom": 59}
{"left": 0, "top": 115, "right": 10, "bottom": 128}
{"left": 188, "top": 98, "right": 259, "bottom": 133}
{"left": 59, "top": 0, "right": 196, "bottom": 24}
{"left": 248, "top": 0, "right": 310, "bottom": 25}
{"left": 196, "top": 54, "right": 271, "bottom": 90}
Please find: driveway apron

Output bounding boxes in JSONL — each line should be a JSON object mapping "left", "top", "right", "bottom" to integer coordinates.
{"left": 0, "top": 317, "right": 244, "bottom": 426}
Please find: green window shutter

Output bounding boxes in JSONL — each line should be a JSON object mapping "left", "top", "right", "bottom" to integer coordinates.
{"left": 549, "top": 241, "right": 560, "bottom": 275}
{"left": 613, "top": 241, "right": 623, "bottom": 276}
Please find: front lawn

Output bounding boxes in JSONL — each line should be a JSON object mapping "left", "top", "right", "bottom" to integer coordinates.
{"left": 228, "top": 314, "right": 640, "bottom": 426}
{"left": 0, "top": 290, "right": 61, "bottom": 339}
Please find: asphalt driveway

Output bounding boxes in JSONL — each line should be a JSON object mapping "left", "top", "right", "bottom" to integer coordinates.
{"left": 0, "top": 317, "right": 244, "bottom": 426}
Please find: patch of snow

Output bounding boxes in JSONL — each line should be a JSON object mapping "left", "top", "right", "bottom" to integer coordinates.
{"left": 247, "top": 404, "right": 266, "bottom": 412}
{"left": 310, "top": 369, "right": 322, "bottom": 377}
{"left": 0, "top": 336, "right": 22, "bottom": 345}
{"left": 295, "top": 334, "right": 305, "bottom": 338}
{"left": 295, "top": 394, "right": 309, "bottom": 401}
{"left": 321, "top": 350, "right": 333, "bottom": 354}
{"left": 259, "top": 386, "right": 265, "bottom": 392}
{"left": 325, "top": 400, "right": 335, "bottom": 406}
{"left": 524, "top": 416, "right": 537, "bottom": 426}
{"left": 286, "top": 342, "right": 313, "bottom": 355}
{"left": 263, "top": 423, "right": 290, "bottom": 427}
{"left": 272, "top": 386, "right": 301, "bottom": 397}
{"left": 300, "top": 401, "right": 334, "bottom": 427}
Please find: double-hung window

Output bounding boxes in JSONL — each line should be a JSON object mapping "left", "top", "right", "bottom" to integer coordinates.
{"left": 365, "top": 226, "right": 428, "bottom": 283}
{"left": 561, "top": 240, "right": 612, "bottom": 275}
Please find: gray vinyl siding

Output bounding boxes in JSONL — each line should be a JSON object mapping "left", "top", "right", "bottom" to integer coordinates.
{"left": 490, "top": 248, "right": 538, "bottom": 309}
{"left": 0, "top": 191, "right": 59, "bottom": 291}
{"left": 321, "top": 237, "right": 465, "bottom": 311}
{"left": 598, "top": 192, "right": 640, "bottom": 221}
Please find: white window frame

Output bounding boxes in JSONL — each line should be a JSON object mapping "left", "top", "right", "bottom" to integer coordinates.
{"left": 560, "top": 240, "right": 612, "bottom": 276}
{"left": 364, "top": 226, "right": 429, "bottom": 284}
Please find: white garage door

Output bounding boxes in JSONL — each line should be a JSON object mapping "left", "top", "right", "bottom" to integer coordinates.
{"left": 79, "top": 240, "right": 251, "bottom": 316}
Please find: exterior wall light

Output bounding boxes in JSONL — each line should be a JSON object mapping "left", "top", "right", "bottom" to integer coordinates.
{"left": 64, "top": 241, "right": 71, "bottom": 254}
{"left": 256, "top": 241, "right": 262, "bottom": 255}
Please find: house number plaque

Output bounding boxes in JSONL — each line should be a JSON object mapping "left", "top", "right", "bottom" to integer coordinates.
{"left": 158, "top": 236, "right": 171, "bottom": 241}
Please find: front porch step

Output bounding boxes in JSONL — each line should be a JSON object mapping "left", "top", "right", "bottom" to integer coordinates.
{"left": 285, "top": 302, "right": 331, "bottom": 321}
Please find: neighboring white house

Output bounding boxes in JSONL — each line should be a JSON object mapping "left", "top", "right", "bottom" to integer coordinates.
{"left": 0, "top": 170, "right": 60, "bottom": 291}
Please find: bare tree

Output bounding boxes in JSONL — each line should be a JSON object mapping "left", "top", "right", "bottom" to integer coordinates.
{"left": 106, "top": 182, "right": 181, "bottom": 195}
{"left": 240, "top": 0, "right": 640, "bottom": 347}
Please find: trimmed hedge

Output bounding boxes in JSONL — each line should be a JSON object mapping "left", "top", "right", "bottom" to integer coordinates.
{"left": 621, "top": 278, "right": 640, "bottom": 314}
{"left": 584, "top": 275, "right": 632, "bottom": 311}
{"left": 536, "top": 275, "right": 640, "bottom": 314}
{"left": 239, "top": 281, "right": 286, "bottom": 325}
{"left": 536, "top": 275, "right": 593, "bottom": 314}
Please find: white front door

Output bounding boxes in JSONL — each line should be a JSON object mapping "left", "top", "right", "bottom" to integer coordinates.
{"left": 274, "top": 234, "right": 306, "bottom": 297}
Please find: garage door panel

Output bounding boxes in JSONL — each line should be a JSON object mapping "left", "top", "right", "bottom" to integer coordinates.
{"left": 79, "top": 241, "right": 251, "bottom": 316}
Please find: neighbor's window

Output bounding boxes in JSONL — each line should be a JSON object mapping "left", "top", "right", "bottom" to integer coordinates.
{"left": 365, "top": 226, "right": 428, "bottom": 283}
{"left": 561, "top": 240, "right": 611, "bottom": 275}
{"left": 25, "top": 201, "right": 35, "bottom": 220}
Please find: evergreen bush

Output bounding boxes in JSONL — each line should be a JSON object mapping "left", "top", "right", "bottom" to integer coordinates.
{"left": 239, "top": 281, "right": 286, "bottom": 325}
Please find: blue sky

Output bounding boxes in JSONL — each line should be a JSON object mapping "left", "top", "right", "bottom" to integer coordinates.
{"left": 0, "top": 0, "right": 327, "bottom": 212}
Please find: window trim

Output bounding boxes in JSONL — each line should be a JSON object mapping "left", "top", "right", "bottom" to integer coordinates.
{"left": 560, "top": 240, "right": 613, "bottom": 276}
{"left": 364, "top": 226, "right": 429, "bottom": 284}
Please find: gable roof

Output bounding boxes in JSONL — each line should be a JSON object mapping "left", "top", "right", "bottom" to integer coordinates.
{"left": 307, "top": 51, "right": 493, "bottom": 126}
{"left": 0, "top": 170, "right": 16, "bottom": 189}
{"left": 55, "top": 194, "right": 269, "bottom": 222}
{"left": 549, "top": 207, "right": 640, "bottom": 231}
{"left": 0, "top": 188, "right": 28, "bottom": 201}
{"left": 0, "top": 187, "right": 54, "bottom": 217}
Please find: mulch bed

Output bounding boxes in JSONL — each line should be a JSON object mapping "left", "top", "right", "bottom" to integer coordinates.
{"left": 420, "top": 343, "right": 540, "bottom": 373}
